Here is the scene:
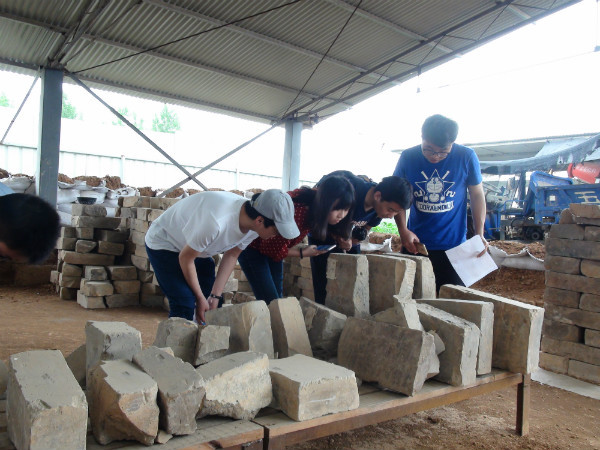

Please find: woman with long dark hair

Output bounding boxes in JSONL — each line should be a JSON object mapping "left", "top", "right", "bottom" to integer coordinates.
{"left": 238, "top": 175, "right": 355, "bottom": 303}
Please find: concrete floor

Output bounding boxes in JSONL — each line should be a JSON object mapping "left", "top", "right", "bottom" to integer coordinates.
{"left": 532, "top": 368, "right": 600, "bottom": 400}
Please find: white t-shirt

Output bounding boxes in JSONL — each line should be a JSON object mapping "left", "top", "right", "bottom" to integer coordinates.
{"left": 145, "top": 191, "right": 257, "bottom": 257}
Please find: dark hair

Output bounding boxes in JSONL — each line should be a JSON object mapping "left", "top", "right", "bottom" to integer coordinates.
{"left": 308, "top": 176, "right": 355, "bottom": 241}
{"left": 375, "top": 176, "right": 413, "bottom": 210}
{"left": 422, "top": 114, "right": 459, "bottom": 148}
{"left": 0, "top": 193, "right": 60, "bottom": 263}
{"left": 244, "top": 192, "right": 275, "bottom": 228}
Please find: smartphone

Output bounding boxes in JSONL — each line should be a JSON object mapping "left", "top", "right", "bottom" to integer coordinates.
{"left": 316, "top": 244, "right": 336, "bottom": 251}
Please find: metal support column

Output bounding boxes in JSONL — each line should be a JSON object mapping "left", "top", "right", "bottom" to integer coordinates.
{"left": 282, "top": 120, "right": 302, "bottom": 191}
{"left": 36, "top": 68, "right": 63, "bottom": 206}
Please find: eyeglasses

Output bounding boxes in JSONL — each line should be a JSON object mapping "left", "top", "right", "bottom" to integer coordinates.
{"left": 422, "top": 146, "right": 451, "bottom": 159}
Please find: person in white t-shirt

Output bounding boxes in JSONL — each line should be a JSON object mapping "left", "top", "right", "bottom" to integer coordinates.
{"left": 145, "top": 189, "right": 299, "bottom": 323}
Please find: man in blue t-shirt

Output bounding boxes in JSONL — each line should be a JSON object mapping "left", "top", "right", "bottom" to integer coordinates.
{"left": 393, "top": 114, "right": 488, "bottom": 292}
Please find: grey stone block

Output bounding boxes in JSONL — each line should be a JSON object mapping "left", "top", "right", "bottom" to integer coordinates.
{"left": 153, "top": 317, "right": 198, "bottom": 365}
{"left": 194, "top": 325, "right": 231, "bottom": 365}
{"left": 269, "top": 297, "right": 313, "bottom": 358}
{"left": 373, "top": 297, "right": 424, "bottom": 331}
{"left": 325, "top": 253, "right": 369, "bottom": 318}
{"left": 366, "top": 254, "right": 416, "bottom": 314}
{"left": 387, "top": 253, "right": 436, "bottom": 299}
{"left": 299, "top": 296, "right": 347, "bottom": 358}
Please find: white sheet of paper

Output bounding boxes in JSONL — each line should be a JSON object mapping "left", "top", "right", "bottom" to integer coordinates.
{"left": 445, "top": 236, "right": 498, "bottom": 287}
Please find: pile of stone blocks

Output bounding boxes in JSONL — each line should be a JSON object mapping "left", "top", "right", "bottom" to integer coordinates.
{"left": 283, "top": 251, "right": 314, "bottom": 300}
{"left": 541, "top": 203, "right": 600, "bottom": 385}
{"left": 51, "top": 203, "right": 140, "bottom": 309}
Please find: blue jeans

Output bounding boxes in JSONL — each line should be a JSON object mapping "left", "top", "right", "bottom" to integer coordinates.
{"left": 237, "top": 246, "right": 283, "bottom": 304}
{"left": 145, "top": 245, "right": 215, "bottom": 320}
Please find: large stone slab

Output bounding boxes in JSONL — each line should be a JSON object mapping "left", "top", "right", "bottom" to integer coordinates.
{"left": 387, "top": 253, "right": 436, "bottom": 299}
{"left": 438, "top": 285, "right": 544, "bottom": 374}
{"left": 85, "top": 321, "right": 142, "bottom": 385}
{"left": 65, "top": 344, "right": 87, "bottom": 386}
{"left": 373, "top": 297, "right": 424, "bottom": 331}
{"left": 325, "top": 253, "right": 369, "bottom": 317}
{"left": 133, "top": 347, "right": 204, "bottom": 435}
{"left": 196, "top": 351, "right": 272, "bottom": 420}
{"left": 366, "top": 254, "right": 416, "bottom": 313}
{"left": 153, "top": 317, "right": 198, "bottom": 365}
{"left": 88, "top": 359, "right": 159, "bottom": 445}
{"left": 416, "top": 303, "right": 479, "bottom": 386}
{"left": 417, "top": 298, "right": 493, "bottom": 375}
{"left": 337, "top": 317, "right": 434, "bottom": 396}
{"left": 194, "top": 325, "right": 231, "bottom": 365}
{"left": 299, "top": 296, "right": 347, "bottom": 359}
{"left": 269, "top": 297, "right": 313, "bottom": 358}
{"left": 7, "top": 350, "right": 87, "bottom": 450}
{"left": 269, "top": 354, "right": 359, "bottom": 421}
{"left": 206, "top": 301, "right": 275, "bottom": 358}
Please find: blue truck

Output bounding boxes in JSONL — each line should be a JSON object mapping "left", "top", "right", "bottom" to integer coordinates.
{"left": 484, "top": 171, "right": 600, "bottom": 240}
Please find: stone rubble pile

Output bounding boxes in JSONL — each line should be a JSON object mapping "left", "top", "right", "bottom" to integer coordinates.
{"left": 541, "top": 203, "right": 600, "bottom": 384}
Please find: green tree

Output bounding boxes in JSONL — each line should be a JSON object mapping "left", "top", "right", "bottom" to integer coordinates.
{"left": 0, "top": 93, "right": 9, "bottom": 107}
{"left": 113, "top": 106, "right": 144, "bottom": 129}
{"left": 62, "top": 93, "right": 79, "bottom": 119}
{"left": 152, "top": 105, "right": 180, "bottom": 133}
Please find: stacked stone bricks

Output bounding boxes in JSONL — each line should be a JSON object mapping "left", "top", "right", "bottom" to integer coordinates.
{"left": 542, "top": 203, "right": 600, "bottom": 385}
{"left": 283, "top": 250, "right": 314, "bottom": 300}
{"left": 51, "top": 203, "right": 140, "bottom": 309}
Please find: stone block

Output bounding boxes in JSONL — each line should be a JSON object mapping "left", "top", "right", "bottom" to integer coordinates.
{"left": 133, "top": 347, "right": 204, "bottom": 435}
{"left": 373, "top": 297, "right": 424, "bottom": 331}
{"left": 80, "top": 279, "right": 114, "bottom": 297}
{"left": 438, "top": 285, "right": 544, "bottom": 374}
{"left": 568, "top": 360, "right": 600, "bottom": 384}
{"left": 56, "top": 237, "right": 76, "bottom": 250}
{"left": 269, "top": 297, "right": 313, "bottom": 358}
{"left": 544, "top": 303, "right": 600, "bottom": 331}
{"left": 585, "top": 226, "right": 600, "bottom": 241}
{"left": 98, "top": 240, "right": 125, "bottom": 256}
{"left": 325, "top": 253, "right": 369, "bottom": 318}
{"left": 131, "top": 254, "right": 152, "bottom": 271}
{"left": 59, "top": 273, "right": 81, "bottom": 288}
{"left": 77, "top": 291, "right": 106, "bottom": 309}
{"left": 148, "top": 209, "right": 164, "bottom": 222}
{"left": 141, "top": 293, "right": 165, "bottom": 308}
{"left": 7, "top": 350, "right": 87, "bottom": 450}
{"left": 136, "top": 207, "right": 151, "bottom": 220}
{"left": 62, "top": 251, "right": 115, "bottom": 266}
{"left": 194, "top": 325, "right": 230, "bottom": 365}
{"left": 580, "top": 293, "right": 600, "bottom": 312}
{"left": 95, "top": 229, "right": 129, "bottom": 243}
{"left": 120, "top": 196, "right": 141, "bottom": 207}
{"left": 65, "top": 344, "right": 86, "bottom": 386}
{"left": 541, "top": 336, "right": 600, "bottom": 366}
{"left": 206, "top": 301, "right": 275, "bottom": 358}
{"left": 585, "top": 329, "right": 600, "bottom": 348}
{"left": 72, "top": 215, "right": 122, "bottom": 229}
{"left": 416, "top": 303, "right": 479, "bottom": 386}
{"left": 543, "top": 319, "right": 583, "bottom": 343}
{"left": 107, "top": 265, "right": 138, "bottom": 280}
{"left": 84, "top": 265, "right": 108, "bottom": 281}
{"left": 0, "top": 359, "right": 6, "bottom": 396}
{"left": 62, "top": 263, "right": 83, "bottom": 277}
{"left": 388, "top": 253, "right": 436, "bottom": 299}
{"left": 85, "top": 321, "right": 142, "bottom": 385}
{"left": 137, "top": 269, "right": 154, "bottom": 283}
{"left": 366, "top": 254, "right": 416, "bottom": 314}
{"left": 75, "top": 227, "right": 94, "bottom": 239}
{"left": 543, "top": 286, "right": 580, "bottom": 308}
{"left": 153, "top": 317, "right": 198, "bottom": 364}
{"left": 269, "top": 354, "right": 359, "bottom": 421}
{"left": 581, "top": 259, "right": 600, "bottom": 278}
{"left": 106, "top": 293, "right": 139, "bottom": 308}
{"left": 539, "top": 352, "right": 569, "bottom": 374}
{"left": 548, "top": 223, "right": 585, "bottom": 240}
{"left": 50, "top": 269, "right": 59, "bottom": 284}
{"left": 338, "top": 317, "right": 435, "bottom": 396}
{"left": 546, "top": 270, "right": 600, "bottom": 295}
{"left": 418, "top": 298, "right": 493, "bottom": 375}
{"left": 196, "top": 351, "right": 272, "bottom": 420}
{"left": 113, "top": 279, "right": 141, "bottom": 294}
{"left": 546, "top": 237, "right": 600, "bottom": 262}
{"left": 131, "top": 218, "right": 150, "bottom": 233}
{"left": 59, "top": 286, "right": 77, "bottom": 300}
{"left": 570, "top": 203, "right": 600, "bottom": 218}
{"left": 559, "top": 208, "right": 575, "bottom": 224}
{"left": 71, "top": 204, "right": 108, "bottom": 217}
{"left": 142, "top": 282, "right": 163, "bottom": 295}
{"left": 75, "top": 239, "right": 97, "bottom": 253}
{"left": 88, "top": 359, "right": 159, "bottom": 445}
{"left": 134, "top": 244, "right": 148, "bottom": 258}
{"left": 61, "top": 226, "right": 76, "bottom": 238}
{"left": 130, "top": 230, "right": 146, "bottom": 246}
{"left": 544, "top": 254, "right": 581, "bottom": 274}
{"left": 299, "top": 296, "right": 347, "bottom": 358}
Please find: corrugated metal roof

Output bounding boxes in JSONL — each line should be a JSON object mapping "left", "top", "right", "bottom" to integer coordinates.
{"left": 0, "top": 0, "right": 580, "bottom": 125}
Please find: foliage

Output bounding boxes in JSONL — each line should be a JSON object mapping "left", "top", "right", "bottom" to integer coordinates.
{"left": 0, "top": 93, "right": 9, "bottom": 107}
{"left": 152, "top": 104, "right": 180, "bottom": 133}
{"left": 372, "top": 219, "right": 399, "bottom": 235}
{"left": 113, "top": 106, "right": 144, "bottom": 129}
{"left": 61, "top": 93, "right": 79, "bottom": 119}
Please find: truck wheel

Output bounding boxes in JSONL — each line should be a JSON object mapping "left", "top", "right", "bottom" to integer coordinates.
{"left": 529, "top": 229, "right": 543, "bottom": 240}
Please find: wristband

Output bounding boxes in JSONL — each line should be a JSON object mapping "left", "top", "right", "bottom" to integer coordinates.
{"left": 299, "top": 247, "right": 303, "bottom": 259}
{"left": 208, "top": 293, "right": 223, "bottom": 302}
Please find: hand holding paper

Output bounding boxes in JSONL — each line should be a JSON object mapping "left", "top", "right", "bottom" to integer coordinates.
{"left": 445, "top": 236, "right": 498, "bottom": 287}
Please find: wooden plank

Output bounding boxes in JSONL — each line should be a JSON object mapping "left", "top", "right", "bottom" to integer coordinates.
{"left": 254, "top": 371, "right": 523, "bottom": 450}
{"left": 516, "top": 373, "right": 531, "bottom": 436}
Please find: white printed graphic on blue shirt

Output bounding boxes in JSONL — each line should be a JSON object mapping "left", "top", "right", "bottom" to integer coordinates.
{"left": 414, "top": 169, "right": 456, "bottom": 213}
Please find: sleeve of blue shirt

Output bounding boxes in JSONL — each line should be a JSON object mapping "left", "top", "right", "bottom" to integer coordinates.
{"left": 466, "top": 148, "right": 483, "bottom": 186}
{"left": 0, "top": 182, "right": 14, "bottom": 196}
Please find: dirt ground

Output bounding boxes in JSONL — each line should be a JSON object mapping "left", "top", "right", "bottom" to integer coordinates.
{"left": 0, "top": 257, "right": 599, "bottom": 449}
